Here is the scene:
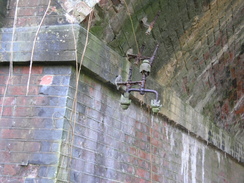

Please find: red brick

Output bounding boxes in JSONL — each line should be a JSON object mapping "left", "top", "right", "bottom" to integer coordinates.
{"left": 0, "top": 76, "right": 7, "bottom": 84}
{"left": 23, "top": 142, "right": 41, "bottom": 152}
{"left": 1, "top": 129, "right": 30, "bottom": 139}
{"left": 151, "top": 129, "right": 160, "bottom": 139}
{"left": 7, "top": 86, "right": 26, "bottom": 95}
{"left": 37, "top": 6, "right": 47, "bottom": 15}
{"left": 8, "top": 85, "right": 39, "bottom": 96}
{"left": 14, "top": 66, "right": 41, "bottom": 75}
{"left": 0, "top": 139, "right": 7, "bottom": 150}
{"left": 9, "top": 75, "right": 41, "bottom": 85}
{"left": 39, "top": 96, "right": 50, "bottom": 106}
{"left": 18, "top": 0, "right": 39, "bottom": 7}
{"left": 136, "top": 131, "right": 149, "bottom": 142}
{"left": 3, "top": 164, "right": 18, "bottom": 176}
{"left": 18, "top": 7, "right": 37, "bottom": 16}
{"left": 15, "top": 96, "right": 32, "bottom": 106}
{"left": 150, "top": 137, "right": 161, "bottom": 147}
{"left": 0, "top": 177, "right": 23, "bottom": 182}
{"left": 0, "top": 86, "right": 6, "bottom": 95}
{"left": 1, "top": 106, "right": 13, "bottom": 116}
{"left": 22, "top": 66, "right": 43, "bottom": 75}
{"left": 25, "top": 16, "right": 42, "bottom": 26}
{"left": 16, "top": 96, "right": 49, "bottom": 106}
{"left": 0, "top": 67, "right": 9, "bottom": 74}
{"left": 137, "top": 158, "right": 150, "bottom": 169}
{"left": 152, "top": 173, "right": 161, "bottom": 182}
{"left": 14, "top": 106, "right": 33, "bottom": 117}
{"left": 0, "top": 152, "right": 11, "bottom": 163}
{"left": 137, "top": 149, "right": 150, "bottom": 160}
{"left": 129, "top": 146, "right": 137, "bottom": 156}
{"left": 135, "top": 167, "right": 149, "bottom": 179}
{"left": 0, "top": 97, "right": 16, "bottom": 105}
{"left": 9, "top": 152, "right": 29, "bottom": 163}
{"left": 7, "top": 142, "right": 24, "bottom": 152}
{"left": 10, "top": 118, "right": 31, "bottom": 128}
{"left": 40, "top": 75, "right": 53, "bottom": 85}
{"left": 17, "top": 17, "right": 27, "bottom": 27}
{"left": 0, "top": 118, "right": 12, "bottom": 128}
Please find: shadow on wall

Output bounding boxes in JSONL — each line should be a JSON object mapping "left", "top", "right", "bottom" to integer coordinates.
{"left": 0, "top": 0, "right": 7, "bottom": 27}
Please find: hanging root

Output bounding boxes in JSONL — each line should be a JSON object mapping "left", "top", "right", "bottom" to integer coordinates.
{"left": 122, "top": 0, "right": 139, "bottom": 54}
{"left": 0, "top": 0, "right": 20, "bottom": 119}
{"left": 66, "top": 10, "right": 94, "bottom": 181}
{"left": 26, "top": 0, "right": 51, "bottom": 96}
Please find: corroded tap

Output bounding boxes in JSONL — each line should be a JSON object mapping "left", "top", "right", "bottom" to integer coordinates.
{"left": 115, "top": 44, "right": 161, "bottom": 113}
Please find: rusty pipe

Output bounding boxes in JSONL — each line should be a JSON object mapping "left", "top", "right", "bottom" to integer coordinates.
{"left": 149, "top": 44, "right": 159, "bottom": 65}
{"left": 127, "top": 88, "right": 159, "bottom": 101}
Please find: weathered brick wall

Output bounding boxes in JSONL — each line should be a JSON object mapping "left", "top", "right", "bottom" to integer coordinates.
{"left": 0, "top": 65, "right": 72, "bottom": 182}
{"left": 0, "top": 0, "right": 243, "bottom": 182}
{"left": 4, "top": 0, "right": 98, "bottom": 27}
{"left": 0, "top": 63, "right": 243, "bottom": 182}
{"left": 0, "top": 23, "right": 243, "bottom": 182}
{"left": 56, "top": 68, "right": 244, "bottom": 182}
{"left": 91, "top": 0, "right": 244, "bottom": 141}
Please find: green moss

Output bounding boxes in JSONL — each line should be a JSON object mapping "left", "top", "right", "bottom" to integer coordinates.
{"left": 90, "top": 26, "right": 104, "bottom": 38}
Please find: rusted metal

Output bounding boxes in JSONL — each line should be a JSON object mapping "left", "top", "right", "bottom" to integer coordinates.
{"left": 145, "top": 11, "right": 160, "bottom": 35}
{"left": 116, "top": 43, "right": 160, "bottom": 102}
{"left": 149, "top": 44, "right": 159, "bottom": 65}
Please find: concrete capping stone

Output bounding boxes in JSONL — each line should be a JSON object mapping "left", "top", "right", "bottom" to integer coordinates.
{"left": 0, "top": 24, "right": 243, "bottom": 162}
{"left": 0, "top": 24, "right": 80, "bottom": 62}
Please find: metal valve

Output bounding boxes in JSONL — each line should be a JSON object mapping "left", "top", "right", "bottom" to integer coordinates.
{"left": 120, "top": 92, "right": 131, "bottom": 110}
{"left": 116, "top": 44, "right": 160, "bottom": 112}
{"left": 140, "top": 59, "right": 151, "bottom": 74}
{"left": 151, "top": 99, "right": 162, "bottom": 113}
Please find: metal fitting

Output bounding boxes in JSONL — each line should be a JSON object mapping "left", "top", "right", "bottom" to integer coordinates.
{"left": 140, "top": 59, "right": 151, "bottom": 74}
{"left": 120, "top": 92, "right": 131, "bottom": 110}
{"left": 151, "top": 99, "right": 162, "bottom": 113}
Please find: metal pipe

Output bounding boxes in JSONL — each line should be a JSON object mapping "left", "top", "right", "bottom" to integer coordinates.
{"left": 116, "top": 81, "right": 142, "bottom": 86}
{"left": 127, "top": 88, "right": 159, "bottom": 101}
{"left": 140, "top": 73, "right": 146, "bottom": 94}
{"left": 149, "top": 44, "right": 159, "bottom": 65}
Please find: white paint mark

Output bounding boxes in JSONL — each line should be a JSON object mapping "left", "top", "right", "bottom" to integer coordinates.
{"left": 165, "top": 124, "right": 169, "bottom": 140}
{"left": 191, "top": 140, "right": 197, "bottom": 183}
{"left": 216, "top": 151, "right": 221, "bottom": 165}
{"left": 170, "top": 130, "right": 175, "bottom": 150}
{"left": 181, "top": 134, "right": 206, "bottom": 183}
{"left": 181, "top": 134, "right": 189, "bottom": 183}
{"left": 202, "top": 145, "right": 205, "bottom": 183}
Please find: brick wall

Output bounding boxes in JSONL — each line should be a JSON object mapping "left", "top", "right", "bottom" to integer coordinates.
{"left": 0, "top": 23, "right": 243, "bottom": 182}
{"left": 4, "top": 0, "right": 99, "bottom": 28}
{"left": 91, "top": 0, "right": 244, "bottom": 140}
{"left": 56, "top": 67, "right": 244, "bottom": 183}
{"left": 0, "top": 0, "right": 243, "bottom": 182}
{"left": 0, "top": 65, "right": 72, "bottom": 182}
{"left": 0, "top": 63, "right": 243, "bottom": 182}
